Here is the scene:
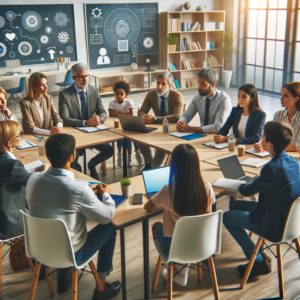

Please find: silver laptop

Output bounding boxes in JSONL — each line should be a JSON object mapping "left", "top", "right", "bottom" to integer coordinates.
{"left": 118, "top": 114, "right": 157, "bottom": 133}
{"left": 217, "top": 155, "right": 255, "bottom": 184}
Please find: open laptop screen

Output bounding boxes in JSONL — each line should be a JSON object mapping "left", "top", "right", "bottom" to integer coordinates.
{"left": 142, "top": 166, "right": 170, "bottom": 194}
{"left": 217, "top": 155, "right": 245, "bottom": 180}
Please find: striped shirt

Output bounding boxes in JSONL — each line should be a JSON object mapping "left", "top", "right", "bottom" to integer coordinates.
{"left": 273, "top": 110, "right": 300, "bottom": 148}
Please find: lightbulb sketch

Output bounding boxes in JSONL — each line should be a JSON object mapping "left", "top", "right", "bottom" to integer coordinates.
{"left": 18, "top": 41, "right": 32, "bottom": 56}
{"left": 45, "top": 26, "right": 52, "bottom": 34}
{"left": 53, "top": 11, "right": 70, "bottom": 28}
{"left": 22, "top": 11, "right": 42, "bottom": 32}
{"left": 58, "top": 31, "right": 69, "bottom": 44}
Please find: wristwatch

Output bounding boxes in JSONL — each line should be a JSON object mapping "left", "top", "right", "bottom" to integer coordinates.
{"left": 154, "top": 116, "right": 158, "bottom": 123}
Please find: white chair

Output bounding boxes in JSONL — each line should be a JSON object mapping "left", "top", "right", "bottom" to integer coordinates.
{"left": 152, "top": 211, "right": 223, "bottom": 300}
{"left": 239, "top": 197, "right": 300, "bottom": 300}
{"left": 21, "top": 211, "right": 103, "bottom": 300}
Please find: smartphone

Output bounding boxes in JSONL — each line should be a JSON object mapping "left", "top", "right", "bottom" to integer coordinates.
{"left": 132, "top": 193, "right": 144, "bottom": 205}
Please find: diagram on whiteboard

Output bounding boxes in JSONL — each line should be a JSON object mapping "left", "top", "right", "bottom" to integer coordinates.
{"left": 0, "top": 4, "right": 77, "bottom": 68}
{"left": 85, "top": 3, "right": 158, "bottom": 70}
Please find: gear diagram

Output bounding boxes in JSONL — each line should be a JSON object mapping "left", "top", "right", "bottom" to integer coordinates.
{"left": 66, "top": 46, "right": 73, "bottom": 53}
{"left": 6, "top": 11, "right": 16, "bottom": 21}
{"left": 0, "top": 43, "right": 7, "bottom": 57}
{"left": 40, "top": 35, "right": 49, "bottom": 44}
{"left": 0, "top": 17, "right": 5, "bottom": 28}
{"left": 53, "top": 11, "right": 70, "bottom": 28}
{"left": 92, "top": 8, "right": 102, "bottom": 17}
{"left": 143, "top": 37, "right": 154, "bottom": 49}
{"left": 22, "top": 11, "right": 42, "bottom": 32}
{"left": 45, "top": 26, "right": 52, "bottom": 34}
{"left": 58, "top": 31, "right": 69, "bottom": 44}
{"left": 18, "top": 41, "right": 32, "bottom": 56}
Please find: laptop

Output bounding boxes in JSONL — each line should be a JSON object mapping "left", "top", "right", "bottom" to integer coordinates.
{"left": 217, "top": 155, "right": 255, "bottom": 184}
{"left": 142, "top": 166, "right": 170, "bottom": 199}
{"left": 118, "top": 114, "right": 157, "bottom": 133}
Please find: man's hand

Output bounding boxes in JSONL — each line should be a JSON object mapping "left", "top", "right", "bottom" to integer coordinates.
{"left": 16, "top": 154, "right": 27, "bottom": 159}
{"left": 1, "top": 108, "right": 12, "bottom": 118}
{"left": 50, "top": 127, "right": 63, "bottom": 135}
{"left": 86, "top": 115, "right": 101, "bottom": 127}
{"left": 214, "top": 135, "right": 228, "bottom": 144}
{"left": 143, "top": 114, "right": 154, "bottom": 124}
{"left": 176, "top": 121, "right": 191, "bottom": 132}
{"left": 33, "top": 163, "right": 49, "bottom": 172}
{"left": 96, "top": 183, "right": 111, "bottom": 195}
{"left": 254, "top": 141, "right": 263, "bottom": 152}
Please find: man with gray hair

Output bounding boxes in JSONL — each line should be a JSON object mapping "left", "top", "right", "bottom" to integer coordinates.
{"left": 177, "top": 68, "right": 231, "bottom": 134}
{"left": 137, "top": 70, "right": 183, "bottom": 170}
{"left": 59, "top": 63, "right": 113, "bottom": 179}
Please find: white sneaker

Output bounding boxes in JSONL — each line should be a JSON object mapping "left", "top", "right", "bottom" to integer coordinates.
{"left": 128, "top": 154, "right": 133, "bottom": 168}
{"left": 117, "top": 153, "right": 123, "bottom": 167}
{"left": 135, "top": 151, "right": 144, "bottom": 165}
{"left": 162, "top": 268, "right": 188, "bottom": 286}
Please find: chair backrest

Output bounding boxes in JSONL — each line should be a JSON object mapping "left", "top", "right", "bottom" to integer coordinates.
{"left": 281, "top": 197, "right": 300, "bottom": 242}
{"left": 168, "top": 211, "right": 223, "bottom": 264}
{"left": 18, "top": 77, "right": 26, "bottom": 93}
{"left": 64, "top": 69, "right": 74, "bottom": 85}
{"left": 21, "top": 210, "right": 76, "bottom": 269}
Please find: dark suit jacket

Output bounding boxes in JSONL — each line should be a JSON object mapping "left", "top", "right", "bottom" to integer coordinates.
{"left": 239, "top": 151, "right": 300, "bottom": 242}
{"left": 138, "top": 89, "right": 183, "bottom": 123}
{"left": 218, "top": 107, "right": 266, "bottom": 144}
{"left": 0, "top": 153, "right": 30, "bottom": 240}
{"left": 58, "top": 84, "right": 107, "bottom": 127}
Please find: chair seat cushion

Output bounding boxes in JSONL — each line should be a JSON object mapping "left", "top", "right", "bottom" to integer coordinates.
{"left": 55, "top": 82, "right": 66, "bottom": 87}
{"left": 6, "top": 87, "right": 20, "bottom": 93}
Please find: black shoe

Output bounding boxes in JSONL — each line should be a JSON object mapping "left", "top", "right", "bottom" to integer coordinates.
{"left": 88, "top": 162, "right": 100, "bottom": 180}
{"left": 92, "top": 281, "right": 122, "bottom": 300}
{"left": 39, "top": 264, "right": 46, "bottom": 280}
{"left": 57, "top": 268, "right": 72, "bottom": 293}
{"left": 237, "top": 258, "right": 271, "bottom": 278}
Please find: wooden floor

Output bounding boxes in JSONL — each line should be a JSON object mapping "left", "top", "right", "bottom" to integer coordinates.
{"left": 3, "top": 87, "right": 299, "bottom": 300}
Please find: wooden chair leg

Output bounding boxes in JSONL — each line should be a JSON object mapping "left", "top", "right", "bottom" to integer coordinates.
{"left": 208, "top": 256, "right": 220, "bottom": 300}
{"left": 101, "top": 161, "right": 107, "bottom": 175}
{"left": 152, "top": 256, "right": 162, "bottom": 292}
{"left": 27, "top": 257, "right": 35, "bottom": 273}
{"left": 111, "top": 142, "right": 115, "bottom": 169}
{"left": 248, "top": 232, "right": 253, "bottom": 238}
{"left": 261, "top": 239, "right": 265, "bottom": 250}
{"left": 167, "top": 263, "right": 173, "bottom": 300}
{"left": 45, "top": 267, "right": 54, "bottom": 296}
{"left": 13, "top": 94, "right": 16, "bottom": 110}
{"left": 0, "top": 244, "right": 2, "bottom": 299}
{"left": 240, "top": 237, "right": 263, "bottom": 289}
{"left": 277, "top": 244, "right": 284, "bottom": 299}
{"left": 89, "top": 260, "right": 105, "bottom": 292}
{"left": 197, "top": 262, "right": 202, "bottom": 283}
{"left": 29, "top": 261, "right": 41, "bottom": 300}
{"left": 72, "top": 269, "right": 78, "bottom": 300}
{"left": 294, "top": 237, "right": 300, "bottom": 258}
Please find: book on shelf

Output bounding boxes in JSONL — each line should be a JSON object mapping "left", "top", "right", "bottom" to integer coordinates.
{"left": 204, "top": 22, "right": 225, "bottom": 30}
{"left": 168, "top": 62, "right": 177, "bottom": 71}
{"left": 181, "top": 59, "right": 204, "bottom": 70}
{"left": 182, "top": 38, "right": 202, "bottom": 51}
{"left": 171, "top": 79, "right": 181, "bottom": 89}
{"left": 186, "top": 78, "right": 198, "bottom": 88}
{"left": 207, "top": 55, "right": 221, "bottom": 67}
{"left": 206, "top": 41, "right": 215, "bottom": 50}
{"left": 169, "top": 18, "right": 180, "bottom": 32}
{"left": 182, "top": 80, "right": 186, "bottom": 88}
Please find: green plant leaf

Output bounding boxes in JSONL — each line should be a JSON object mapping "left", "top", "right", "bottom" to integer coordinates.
{"left": 120, "top": 177, "right": 131, "bottom": 186}
{"left": 166, "top": 34, "right": 180, "bottom": 45}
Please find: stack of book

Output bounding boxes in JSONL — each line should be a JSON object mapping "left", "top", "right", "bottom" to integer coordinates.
{"left": 207, "top": 55, "right": 221, "bottom": 67}
{"left": 172, "top": 79, "right": 181, "bottom": 89}
{"left": 168, "top": 62, "right": 177, "bottom": 71}
{"left": 204, "top": 22, "right": 225, "bottom": 30}
{"left": 181, "top": 22, "right": 204, "bottom": 31}
{"left": 182, "top": 38, "right": 202, "bottom": 51}
{"left": 206, "top": 41, "right": 215, "bottom": 49}
{"left": 169, "top": 18, "right": 180, "bottom": 32}
{"left": 185, "top": 78, "right": 199, "bottom": 88}
{"left": 181, "top": 59, "right": 206, "bottom": 70}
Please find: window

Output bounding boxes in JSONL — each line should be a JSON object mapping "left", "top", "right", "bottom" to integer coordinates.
{"left": 294, "top": 0, "right": 300, "bottom": 81}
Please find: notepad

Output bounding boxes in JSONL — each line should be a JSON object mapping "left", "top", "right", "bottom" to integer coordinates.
{"left": 203, "top": 141, "right": 228, "bottom": 149}
{"left": 17, "top": 140, "right": 38, "bottom": 150}
{"left": 97, "top": 193, "right": 128, "bottom": 208}
{"left": 170, "top": 132, "right": 206, "bottom": 140}
{"left": 213, "top": 178, "right": 246, "bottom": 192}
{"left": 241, "top": 158, "right": 268, "bottom": 168}
{"left": 75, "top": 125, "right": 110, "bottom": 133}
{"left": 24, "top": 160, "right": 45, "bottom": 172}
{"left": 245, "top": 147, "right": 270, "bottom": 158}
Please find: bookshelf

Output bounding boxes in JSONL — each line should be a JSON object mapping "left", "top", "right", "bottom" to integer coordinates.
{"left": 160, "top": 11, "right": 225, "bottom": 90}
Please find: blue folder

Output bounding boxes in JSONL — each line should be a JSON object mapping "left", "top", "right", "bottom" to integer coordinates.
{"left": 97, "top": 193, "right": 128, "bottom": 208}
{"left": 175, "top": 133, "right": 206, "bottom": 140}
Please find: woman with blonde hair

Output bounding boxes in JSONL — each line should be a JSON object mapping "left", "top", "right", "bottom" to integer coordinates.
{"left": 0, "top": 87, "right": 21, "bottom": 127}
{"left": 20, "top": 72, "right": 63, "bottom": 135}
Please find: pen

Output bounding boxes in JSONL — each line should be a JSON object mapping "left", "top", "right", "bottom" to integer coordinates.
{"left": 26, "top": 140, "right": 34, "bottom": 146}
{"left": 33, "top": 135, "right": 42, "bottom": 139}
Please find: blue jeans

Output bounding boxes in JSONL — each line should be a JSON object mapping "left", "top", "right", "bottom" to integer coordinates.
{"left": 74, "top": 223, "right": 116, "bottom": 279}
{"left": 154, "top": 224, "right": 172, "bottom": 256}
{"left": 223, "top": 201, "right": 263, "bottom": 261}
{"left": 117, "top": 139, "right": 138, "bottom": 151}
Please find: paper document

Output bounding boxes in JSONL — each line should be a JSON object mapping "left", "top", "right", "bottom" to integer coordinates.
{"left": 24, "top": 160, "right": 44, "bottom": 172}
{"left": 203, "top": 141, "right": 228, "bottom": 149}
{"left": 95, "top": 125, "right": 110, "bottom": 130}
{"left": 17, "top": 140, "right": 37, "bottom": 149}
{"left": 245, "top": 147, "right": 270, "bottom": 157}
{"left": 213, "top": 178, "right": 246, "bottom": 191}
{"left": 241, "top": 158, "right": 268, "bottom": 168}
{"left": 170, "top": 132, "right": 193, "bottom": 137}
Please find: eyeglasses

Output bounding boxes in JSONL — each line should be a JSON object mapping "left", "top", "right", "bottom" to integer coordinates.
{"left": 14, "top": 130, "right": 24, "bottom": 139}
{"left": 74, "top": 74, "right": 90, "bottom": 80}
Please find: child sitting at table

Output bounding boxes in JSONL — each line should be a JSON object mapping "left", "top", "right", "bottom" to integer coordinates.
{"left": 108, "top": 80, "right": 143, "bottom": 167}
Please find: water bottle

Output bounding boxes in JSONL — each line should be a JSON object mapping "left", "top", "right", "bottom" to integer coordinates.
{"left": 228, "top": 134, "right": 235, "bottom": 152}
{"left": 38, "top": 137, "right": 45, "bottom": 156}
{"left": 163, "top": 117, "right": 169, "bottom": 133}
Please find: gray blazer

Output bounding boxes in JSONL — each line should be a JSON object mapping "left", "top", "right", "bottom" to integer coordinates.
{"left": 58, "top": 84, "right": 107, "bottom": 127}
{"left": 0, "top": 153, "right": 30, "bottom": 240}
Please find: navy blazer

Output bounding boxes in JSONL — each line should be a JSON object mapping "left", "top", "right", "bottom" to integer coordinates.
{"left": 218, "top": 107, "right": 266, "bottom": 144}
{"left": 239, "top": 151, "right": 300, "bottom": 242}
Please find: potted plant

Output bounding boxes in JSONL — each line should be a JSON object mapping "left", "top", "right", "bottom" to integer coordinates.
{"left": 120, "top": 177, "right": 131, "bottom": 196}
{"left": 166, "top": 34, "right": 180, "bottom": 52}
{"left": 196, "top": 5, "right": 206, "bottom": 11}
{"left": 220, "top": 31, "right": 238, "bottom": 88}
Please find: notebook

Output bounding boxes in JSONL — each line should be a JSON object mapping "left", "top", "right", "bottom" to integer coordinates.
{"left": 245, "top": 147, "right": 270, "bottom": 158}
{"left": 97, "top": 193, "right": 128, "bottom": 208}
{"left": 75, "top": 125, "right": 110, "bottom": 133}
{"left": 213, "top": 178, "right": 246, "bottom": 192}
{"left": 17, "top": 140, "right": 37, "bottom": 150}
{"left": 203, "top": 141, "right": 228, "bottom": 149}
{"left": 170, "top": 132, "right": 206, "bottom": 140}
{"left": 241, "top": 158, "right": 268, "bottom": 168}
{"left": 24, "top": 160, "right": 45, "bottom": 172}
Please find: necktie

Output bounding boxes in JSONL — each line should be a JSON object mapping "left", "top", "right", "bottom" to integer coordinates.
{"left": 160, "top": 96, "right": 166, "bottom": 117}
{"left": 79, "top": 90, "right": 88, "bottom": 120}
{"left": 204, "top": 98, "right": 210, "bottom": 126}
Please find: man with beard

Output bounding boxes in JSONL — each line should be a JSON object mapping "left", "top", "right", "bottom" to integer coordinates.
{"left": 137, "top": 71, "right": 183, "bottom": 170}
{"left": 177, "top": 69, "right": 232, "bottom": 134}
{"left": 59, "top": 63, "right": 113, "bottom": 179}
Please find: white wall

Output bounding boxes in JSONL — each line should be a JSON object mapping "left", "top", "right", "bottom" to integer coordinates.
{"left": 0, "top": 0, "right": 222, "bottom": 92}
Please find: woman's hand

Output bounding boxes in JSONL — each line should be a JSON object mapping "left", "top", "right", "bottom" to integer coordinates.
{"left": 254, "top": 141, "right": 263, "bottom": 152}
{"left": 214, "top": 135, "right": 228, "bottom": 143}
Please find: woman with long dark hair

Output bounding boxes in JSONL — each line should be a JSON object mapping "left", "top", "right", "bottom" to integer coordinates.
{"left": 144, "top": 144, "right": 215, "bottom": 286}
{"left": 214, "top": 84, "right": 266, "bottom": 144}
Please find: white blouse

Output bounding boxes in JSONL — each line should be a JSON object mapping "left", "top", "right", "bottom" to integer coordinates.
{"left": 238, "top": 115, "right": 249, "bottom": 138}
